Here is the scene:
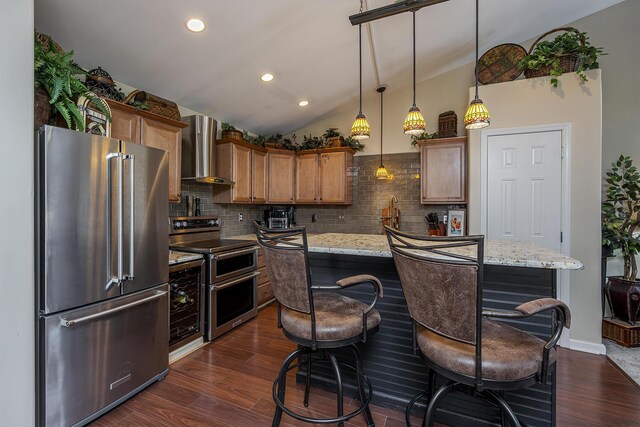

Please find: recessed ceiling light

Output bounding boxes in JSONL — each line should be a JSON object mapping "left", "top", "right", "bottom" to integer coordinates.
{"left": 298, "top": 100, "right": 309, "bottom": 107}
{"left": 261, "top": 73, "right": 274, "bottom": 82}
{"left": 185, "top": 18, "right": 205, "bottom": 33}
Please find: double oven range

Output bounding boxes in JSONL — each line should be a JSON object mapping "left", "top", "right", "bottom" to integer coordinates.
{"left": 169, "top": 217, "right": 259, "bottom": 340}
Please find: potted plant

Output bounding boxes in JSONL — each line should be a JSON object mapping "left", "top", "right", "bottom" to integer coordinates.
{"left": 220, "top": 122, "right": 243, "bottom": 141}
{"left": 323, "top": 128, "right": 343, "bottom": 147}
{"left": 34, "top": 35, "right": 110, "bottom": 131}
{"left": 301, "top": 135, "right": 325, "bottom": 150}
{"left": 342, "top": 136, "right": 365, "bottom": 152}
{"left": 410, "top": 131, "right": 439, "bottom": 147}
{"left": 518, "top": 27, "right": 605, "bottom": 88}
{"left": 264, "top": 133, "right": 284, "bottom": 148}
{"left": 243, "top": 131, "right": 266, "bottom": 147}
{"left": 602, "top": 155, "right": 640, "bottom": 324}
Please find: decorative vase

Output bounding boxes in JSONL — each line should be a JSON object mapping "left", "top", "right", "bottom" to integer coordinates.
{"left": 328, "top": 136, "right": 342, "bottom": 147}
{"left": 606, "top": 276, "right": 640, "bottom": 325}
{"left": 34, "top": 86, "right": 51, "bottom": 129}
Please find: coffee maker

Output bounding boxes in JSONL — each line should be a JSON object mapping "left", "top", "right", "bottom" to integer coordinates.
{"left": 264, "top": 206, "right": 296, "bottom": 229}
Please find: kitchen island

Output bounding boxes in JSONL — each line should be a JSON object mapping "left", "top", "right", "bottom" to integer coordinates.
{"left": 235, "top": 232, "right": 582, "bottom": 426}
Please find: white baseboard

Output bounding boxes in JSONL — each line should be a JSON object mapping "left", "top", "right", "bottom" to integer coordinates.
{"left": 169, "top": 337, "right": 206, "bottom": 364}
{"left": 569, "top": 338, "right": 607, "bottom": 355}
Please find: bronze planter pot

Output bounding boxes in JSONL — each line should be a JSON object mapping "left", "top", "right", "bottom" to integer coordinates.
{"left": 34, "top": 86, "right": 51, "bottom": 129}
{"left": 606, "top": 276, "right": 640, "bottom": 325}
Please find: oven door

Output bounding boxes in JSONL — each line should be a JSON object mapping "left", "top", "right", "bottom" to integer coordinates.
{"left": 208, "top": 270, "right": 259, "bottom": 340}
{"left": 209, "top": 246, "right": 258, "bottom": 283}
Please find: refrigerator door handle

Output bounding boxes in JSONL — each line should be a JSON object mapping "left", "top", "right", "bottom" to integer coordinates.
{"left": 106, "top": 152, "right": 124, "bottom": 290}
{"left": 124, "top": 154, "right": 135, "bottom": 281}
{"left": 59, "top": 290, "right": 168, "bottom": 328}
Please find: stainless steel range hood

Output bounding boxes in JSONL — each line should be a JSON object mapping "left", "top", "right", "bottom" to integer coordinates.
{"left": 181, "top": 115, "right": 233, "bottom": 185}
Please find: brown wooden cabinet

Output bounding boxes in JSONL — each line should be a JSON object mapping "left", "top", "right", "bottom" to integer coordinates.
{"left": 295, "top": 153, "right": 319, "bottom": 203}
{"left": 267, "top": 150, "right": 295, "bottom": 204}
{"left": 418, "top": 137, "right": 467, "bottom": 204}
{"left": 257, "top": 248, "right": 275, "bottom": 307}
{"left": 295, "top": 148, "right": 354, "bottom": 204}
{"left": 213, "top": 139, "right": 268, "bottom": 204}
{"left": 106, "top": 99, "right": 186, "bottom": 203}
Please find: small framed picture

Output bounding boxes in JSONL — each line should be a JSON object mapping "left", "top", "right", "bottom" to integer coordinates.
{"left": 447, "top": 209, "right": 466, "bottom": 236}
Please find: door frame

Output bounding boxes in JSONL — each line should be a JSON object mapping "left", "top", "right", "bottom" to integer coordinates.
{"left": 480, "top": 123, "right": 572, "bottom": 347}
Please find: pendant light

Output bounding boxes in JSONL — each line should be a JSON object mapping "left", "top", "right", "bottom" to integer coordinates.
{"left": 403, "top": 11, "right": 426, "bottom": 136}
{"left": 464, "top": 0, "right": 490, "bottom": 130}
{"left": 375, "top": 85, "right": 389, "bottom": 180}
{"left": 351, "top": 0, "right": 371, "bottom": 140}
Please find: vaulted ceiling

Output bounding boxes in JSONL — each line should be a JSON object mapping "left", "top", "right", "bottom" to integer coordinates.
{"left": 35, "top": 0, "right": 622, "bottom": 135}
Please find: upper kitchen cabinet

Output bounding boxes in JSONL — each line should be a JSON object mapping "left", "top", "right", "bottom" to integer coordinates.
{"left": 295, "top": 147, "right": 354, "bottom": 204}
{"left": 267, "top": 150, "right": 295, "bottom": 204}
{"left": 295, "top": 153, "right": 319, "bottom": 203}
{"left": 212, "top": 139, "right": 267, "bottom": 204}
{"left": 106, "top": 99, "right": 186, "bottom": 203}
{"left": 418, "top": 137, "right": 467, "bottom": 204}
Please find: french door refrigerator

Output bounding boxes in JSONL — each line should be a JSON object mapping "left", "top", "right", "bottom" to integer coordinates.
{"left": 36, "top": 126, "right": 170, "bottom": 426}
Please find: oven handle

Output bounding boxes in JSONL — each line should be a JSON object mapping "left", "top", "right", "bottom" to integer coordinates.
{"left": 212, "top": 246, "right": 259, "bottom": 260}
{"left": 213, "top": 271, "right": 260, "bottom": 291}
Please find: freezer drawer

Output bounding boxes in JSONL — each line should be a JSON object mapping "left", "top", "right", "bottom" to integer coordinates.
{"left": 38, "top": 285, "right": 169, "bottom": 427}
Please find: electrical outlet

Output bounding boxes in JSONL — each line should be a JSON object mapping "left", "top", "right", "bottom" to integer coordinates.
{"left": 238, "top": 213, "right": 243, "bottom": 221}
{"left": 312, "top": 213, "right": 317, "bottom": 223}
{"left": 338, "top": 214, "right": 345, "bottom": 221}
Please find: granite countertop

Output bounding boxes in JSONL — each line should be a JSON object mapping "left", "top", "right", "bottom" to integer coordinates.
{"left": 169, "top": 250, "right": 203, "bottom": 265}
{"left": 232, "top": 232, "right": 583, "bottom": 270}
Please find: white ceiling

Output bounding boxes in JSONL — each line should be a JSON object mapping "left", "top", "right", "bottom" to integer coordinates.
{"left": 35, "top": 0, "right": 622, "bottom": 135}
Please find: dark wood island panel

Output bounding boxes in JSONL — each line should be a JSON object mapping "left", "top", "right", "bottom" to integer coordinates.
{"left": 302, "top": 252, "right": 558, "bottom": 427}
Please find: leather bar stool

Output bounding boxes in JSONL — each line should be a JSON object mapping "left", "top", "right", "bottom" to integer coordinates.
{"left": 255, "top": 223, "right": 383, "bottom": 427}
{"left": 384, "top": 227, "right": 570, "bottom": 427}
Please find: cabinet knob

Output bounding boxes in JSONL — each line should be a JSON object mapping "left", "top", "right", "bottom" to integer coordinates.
{"left": 314, "top": 197, "right": 317, "bottom": 201}
{"left": 320, "top": 197, "right": 323, "bottom": 201}
{"left": 422, "top": 196, "right": 426, "bottom": 199}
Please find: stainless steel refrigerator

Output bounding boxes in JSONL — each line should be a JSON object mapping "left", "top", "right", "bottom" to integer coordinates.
{"left": 36, "top": 126, "right": 170, "bottom": 426}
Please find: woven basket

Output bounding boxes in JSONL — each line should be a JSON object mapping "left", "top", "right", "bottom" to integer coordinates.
{"left": 523, "top": 27, "right": 584, "bottom": 79}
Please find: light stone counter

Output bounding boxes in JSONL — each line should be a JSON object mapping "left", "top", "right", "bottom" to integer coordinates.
{"left": 233, "top": 232, "right": 583, "bottom": 270}
{"left": 169, "top": 250, "right": 203, "bottom": 265}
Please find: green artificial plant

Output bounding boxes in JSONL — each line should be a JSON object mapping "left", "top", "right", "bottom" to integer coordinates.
{"left": 518, "top": 29, "right": 605, "bottom": 87}
{"left": 34, "top": 36, "right": 110, "bottom": 131}
{"left": 602, "top": 155, "right": 640, "bottom": 281}
{"left": 410, "top": 131, "right": 439, "bottom": 146}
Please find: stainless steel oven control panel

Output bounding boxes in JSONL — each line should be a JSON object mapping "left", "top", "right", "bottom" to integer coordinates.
{"left": 169, "top": 216, "right": 220, "bottom": 234}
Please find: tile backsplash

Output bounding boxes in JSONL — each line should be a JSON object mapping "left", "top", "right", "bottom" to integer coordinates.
{"left": 170, "top": 152, "right": 464, "bottom": 237}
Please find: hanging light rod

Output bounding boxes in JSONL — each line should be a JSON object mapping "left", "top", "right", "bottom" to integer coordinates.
{"left": 349, "top": 0, "right": 449, "bottom": 26}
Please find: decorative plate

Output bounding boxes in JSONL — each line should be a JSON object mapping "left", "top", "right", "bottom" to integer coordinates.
{"left": 477, "top": 43, "right": 527, "bottom": 85}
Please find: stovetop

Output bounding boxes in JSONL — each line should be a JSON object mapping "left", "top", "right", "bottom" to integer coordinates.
{"left": 170, "top": 238, "right": 256, "bottom": 254}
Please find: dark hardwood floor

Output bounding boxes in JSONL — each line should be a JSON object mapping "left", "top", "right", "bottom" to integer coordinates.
{"left": 91, "top": 305, "right": 640, "bottom": 427}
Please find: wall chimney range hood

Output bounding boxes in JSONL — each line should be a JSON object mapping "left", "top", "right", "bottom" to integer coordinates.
{"left": 181, "top": 115, "right": 233, "bottom": 185}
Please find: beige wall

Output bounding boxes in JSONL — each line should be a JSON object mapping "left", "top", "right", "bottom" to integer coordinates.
{"left": 290, "top": 62, "right": 474, "bottom": 156}
{"left": 467, "top": 71, "right": 603, "bottom": 348}
{"left": 0, "top": 0, "right": 35, "bottom": 424}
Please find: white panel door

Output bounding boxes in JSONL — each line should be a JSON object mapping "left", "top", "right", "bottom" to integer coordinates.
{"left": 487, "top": 131, "right": 562, "bottom": 251}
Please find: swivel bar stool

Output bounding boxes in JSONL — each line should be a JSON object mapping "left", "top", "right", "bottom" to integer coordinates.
{"left": 384, "top": 226, "right": 570, "bottom": 427}
{"left": 255, "top": 223, "right": 383, "bottom": 427}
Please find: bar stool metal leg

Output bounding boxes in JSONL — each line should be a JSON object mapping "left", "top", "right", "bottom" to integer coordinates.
{"left": 272, "top": 348, "right": 306, "bottom": 427}
{"left": 327, "top": 351, "right": 345, "bottom": 427}
{"left": 350, "top": 345, "right": 375, "bottom": 427}
{"left": 303, "top": 352, "right": 312, "bottom": 407}
{"left": 423, "top": 382, "right": 455, "bottom": 427}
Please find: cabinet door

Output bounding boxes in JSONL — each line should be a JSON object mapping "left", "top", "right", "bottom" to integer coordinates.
{"left": 319, "top": 152, "right": 347, "bottom": 203}
{"left": 421, "top": 141, "right": 466, "bottom": 203}
{"left": 295, "top": 154, "right": 318, "bottom": 203}
{"left": 267, "top": 152, "right": 295, "bottom": 203}
{"left": 232, "top": 144, "right": 252, "bottom": 203}
{"left": 140, "top": 118, "right": 182, "bottom": 202}
{"left": 251, "top": 150, "right": 267, "bottom": 203}
{"left": 110, "top": 107, "right": 139, "bottom": 143}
